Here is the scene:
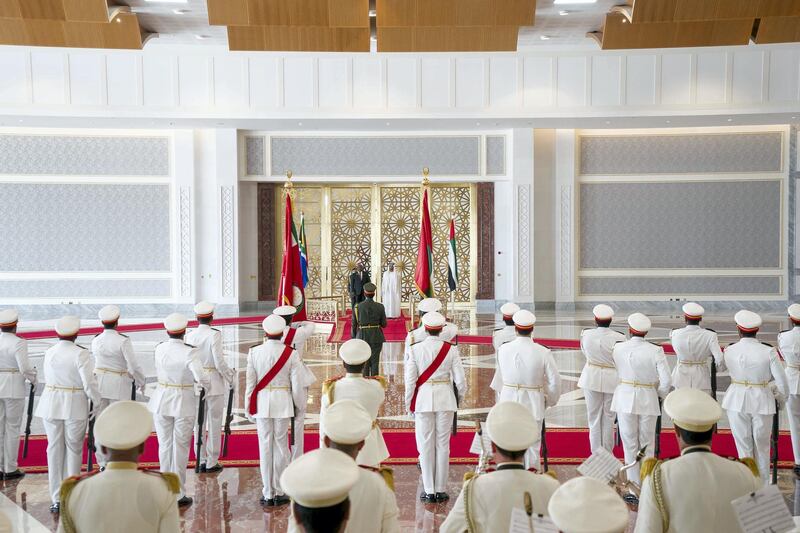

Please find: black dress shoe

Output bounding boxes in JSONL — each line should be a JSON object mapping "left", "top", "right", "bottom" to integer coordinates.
{"left": 419, "top": 492, "right": 436, "bottom": 503}
{"left": 177, "top": 496, "right": 193, "bottom": 508}
{"left": 622, "top": 493, "right": 639, "bottom": 505}
{"left": 3, "top": 470, "right": 25, "bottom": 481}
{"left": 203, "top": 463, "right": 223, "bottom": 474}
{"left": 259, "top": 497, "right": 273, "bottom": 506}
{"left": 49, "top": 503, "right": 60, "bottom": 514}
{"left": 198, "top": 463, "right": 207, "bottom": 473}
{"left": 794, "top": 464, "right": 800, "bottom": 477}
{"left": 273, "top": 495, "right": 290, "bottom": 506}
{"left": 435, "top": 492, "right": 449, "bottom": 502}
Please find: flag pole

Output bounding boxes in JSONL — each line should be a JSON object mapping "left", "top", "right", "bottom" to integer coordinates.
{"left": 276, "top": 170, "right": 293, "bottom": 302}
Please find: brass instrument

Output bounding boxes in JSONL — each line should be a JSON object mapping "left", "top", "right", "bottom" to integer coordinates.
{"left": 612, "top": 445, "right": 647, "bottom": 501}
{"left": 465, "top": 421, "right": 491, "bottom": 482}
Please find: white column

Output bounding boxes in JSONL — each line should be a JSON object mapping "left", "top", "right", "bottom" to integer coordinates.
{"left": 555, "top": 129, "right": 577, "bottom": 305}
{"left": 172, "top": 130, "right": 196, "bottom": 304}
{"left": 511, "top": 128, "right": 535, "bottom": 305}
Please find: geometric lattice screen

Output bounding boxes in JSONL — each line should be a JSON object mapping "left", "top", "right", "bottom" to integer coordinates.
{"left": 330, "top": 187, "right": 372, "bottom": 298}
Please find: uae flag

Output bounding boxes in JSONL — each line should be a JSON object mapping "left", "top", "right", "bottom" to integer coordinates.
{"left": 299, "top": 211, "right": 309, "bottom": 288}
{"left": 447, "top": 219, "right": 458, "bottom": 292}
{"left": 414, "top": 189, "right": 434, "bottom": 298}
{"left": 279, "top": 194, "right": 307, "bottom": 321}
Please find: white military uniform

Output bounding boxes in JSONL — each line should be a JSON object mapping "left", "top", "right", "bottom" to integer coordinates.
{"left": 404, "top": 324, "right": 467, "bottom": 496}
{"left": 611, "top": 335, "right": 672, "bottom": 484}
{"left": 147, "top": 338, "right": 208, "bottom": 500}
{"left": 670, "top": 326, "right": 724, "bottom": 393}
{"left": 491, "top": 337, "right": 561, "bottom": 469}
{"left": 779, "top": 323, "right": 800, "bottom": 465}
{"left": 722, "top": 337, "right": 788, "bottom": 482}
{"left": 184, "top": 324, "right": 234, "bottom": 469}
{"left": 548, "top": 477, "right": 629, "bottom": 533}
{"left": 492, "top": 325, "right": 516, "bottom": 351}
{"left": 578, "top": 326, "right": 625, "bottom": 453}
{"left": 245, "top": 338, "right": 304, "bottom": 500}
{"left": 280, "top": 320, "right": 316, "bottom": 460}
{"left": 320, "top": 373, "right": 389, "bottom": 466}
{"left": 404, "top": 322, "right": 458, "bottom": 356}
{"left": 36, "top": 339, "right": 100, "bottom": 505}
{"left": 0, "top": 330, "right": 36, "bottom": 474}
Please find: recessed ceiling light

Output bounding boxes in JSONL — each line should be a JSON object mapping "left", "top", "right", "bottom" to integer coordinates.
{"left": 792, "top": 116, "right": 797, "bottom": 120}
{"left": 298, "top": 122, "right": 303, "bottom": 126}
{"left": 173, "top": 8, "right": 190, "bottom": 14}
{"left": 370, "top": 35, "right": 377, "bottom": 42}
{"left": 540, "top": 35, "right": 551, "bottom": 40}
{"left": 476, "top": 122, "right": 481, "bottom": 126}
{"left": 144, "top": 0, "right": 188, "bottom": 3}
{"left": 195, "top": 34, "right": 210, "bottom": 40}
{"left": 369, "top": 9, "right": 376, "bottom": 17}
{"left": 605, "top": 120, "right": 611, "bottom": 125}
{"left": 727, "top": 117, "right": 733, "bottom": 122}
{"left": 665, "top": 120, "right": 671, "bottom": 124}
{"left": 559, "top": 10, "right": 570, "bottom": 15}
{"left": 553, "top": 0, "right": 597, "bottom": 4}
{"left": 115, "top": 17, "right": 122, "bottom": 23}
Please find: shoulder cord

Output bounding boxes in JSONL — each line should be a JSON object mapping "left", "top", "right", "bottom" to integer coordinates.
{"left": 463, "top": 477, "right": 477, "bottom": 533}
{"left": 652, "top": 462, "right": 670, "bottom": 532}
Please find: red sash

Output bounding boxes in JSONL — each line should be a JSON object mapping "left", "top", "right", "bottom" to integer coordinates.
{"left": 248, "top": 345, "right": 293, "bottom": 415}
{"left": 409, "top": 343, "right": 452, "bottom": 412}
{"left": 283, "top": 328, "right": 297, "bottom": 347}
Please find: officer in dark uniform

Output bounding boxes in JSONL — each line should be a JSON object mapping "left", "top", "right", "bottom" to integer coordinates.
{"left": 348, "top": 263, "right": 371, "bottom": 338}
{"left": 355, "top": 283, "right": 387, "bottom": 377}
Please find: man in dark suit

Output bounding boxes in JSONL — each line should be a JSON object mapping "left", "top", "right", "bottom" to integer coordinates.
{"left": 348, "top": 263, "right": 371, "bottom": 337}
{"left": 355, "top": 283, "right": 387, "bottom": 377}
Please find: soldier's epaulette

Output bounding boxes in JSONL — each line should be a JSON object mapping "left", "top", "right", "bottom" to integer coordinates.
{"left": 762, "top": 342, "right": 774, "bottom": 348}
{"left": 648, "top": 341, "right": 662, "bottom": 347}
{"left": 543, "top": 470, "right": 558, "bottom": 481}
{"left": 365, "top": 375, "right": 388, "bottom": 390}
{"left": 612, "top": 329, "right": 627, "bottom": 336}
{"left": 500, "top": 339, "right": 513, "bottom": 347}
{"left": 322, "top": 375, "right": 344, "bottom": 401}
{"left": 184, "top": 343, "right": 196, "bottom": 348}
{"left": 211, "top": 327, "right": 220, "bottom": 332}
{"left": 76, "top": 344, "right": 88, "bottom": 349}
{"left": 640, "top": 457, "right": 662, "bottom": 480}
{"left": 733, "top": 457, "right": 760, "bottom": 478}
{"left": 410, "top": 339, "right": 423, "bottom": 347}
{"left": 141, "top": 469, "right": 181, "bottom": 493}
{"left": 359, "top": 465, "right": 395, "bottom": 491}
{"left": 493, "top": 327, "right": 504, "bottom": 332}
{"left": 249, "top": 341, "right": 264, "bottom": 349}
{"left": 705, "top": 328, "right": 716, "bottom": 333}
{"left": 60, "top": 469, "right": 101, "bottom": 502}
{"left": 780, "top": 328, "right": 793, "bottom": 334}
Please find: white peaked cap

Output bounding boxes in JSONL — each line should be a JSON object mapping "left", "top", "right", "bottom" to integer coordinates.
{"left": 338, "top": 339, "right": 371, "bottom": 365}
{"left": 274, "top": 305, "right": 297, "bottom": 316}
{"left": 281, "top": 448, "right": 359, "bottom": 508}
{"left": 56, "top": 316, "right": 81, "bottom": 337}
{"left": 98, "top": 305, "right": 120, "bottom": 323}
{"left": 487, "top": 401, "right": 538, "bottom": 452}
{"left": 421, "top": 311, "right": 446, "bottom": 329}
{"left": 628, "top": 313, "right": 651, "bottom": 334}
{"left": 735, "top": 310, "right": 762, "bottom": 332}
{"left": 500, "top": 302, "right": 520, "bottom": 318}
{"left": 682, "top": 302, "right": 705, "bottom": 319}
{"left": 548, "top": 477, "right": 629, "bottom": 533}
{"left": 164, "top": 313, "right": 188, "bottom": 334}
{"left": 512, "top": 309, "right": 536, "bottom": 328}
{"left": 95, "top": 400, "right": 153, "bottom": 449}
{"left": 193, "top": 301, "right": 215, "bottom": 317}
{"left": 788, "top": 303, "right": 800, "bottom": 321}
{"left": 593, "top": 304, "right": 614, "bottom": 321}
{"left": 322, "top": 399, "right": 372, "bottom": 444}
{"left": 262, "top": 314, "right": 287, "bottom": 335}
{"left": 664, "top": 388, "right": 722, "bottom": 433}
{"left": 0, "top": 309, "right": 18, "bottom": 327}
{"left": 418, "top": 298, "right": 442, "bottom": 313}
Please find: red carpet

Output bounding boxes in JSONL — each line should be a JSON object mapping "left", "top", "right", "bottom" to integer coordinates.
{"left": 16, "top": 427, "right": 796, "bottom": 473}
{"left": 327, "top": 311, "right": 411, "bottom": 343}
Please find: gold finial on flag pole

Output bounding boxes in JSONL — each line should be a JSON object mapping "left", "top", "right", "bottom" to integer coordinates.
{"left": 284, "top": 170, "right": 294, "bottom": 199}
{"left": 422, "top": 167, "right": 430, "bottom": 187}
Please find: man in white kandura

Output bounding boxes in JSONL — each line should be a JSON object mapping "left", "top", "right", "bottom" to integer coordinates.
{"left": 636, "top": 388, "right": 761, "bottom": 533}
{"left": 404, "top": 298, "right": 458, "bottom": 357}
{"left": 91, "top": 305, "right": 146, "bottom": 468}
{"left": 670, "top": 302, "right": 724, "bottom": 396}
{"left": 36, "top": 316, "right": 100, "bottom": 514}
{"left": 440, "top": 401, "right": 561, "bottom": 533}
{"left": 611, "top": 313, "right": 671, "bottom": 494}
{"left": 0, "top": 309, "right": 36, "bottom": 481}
{"left": 185, "top": 301, "right": 235, "bottom": 474}
{"left": 405, "top": 311, "right": 467, "bottom": 503}
{"left": 723, "top": 309, "right": 788, "bottom": 484}
{"left": 578, "top": 304, "right": 625, "bottom": 454}
{"left": 779, "top": 303, "right": 800, "bottom": 476}
{"left": 273, "top": 305, "right": 317, "bottom": 460}
{"left": 381, "top": 261, "right": 401, "bottom": 319}
{"left": 492, "top": 302, "right": 519, "bottom": 352}
{"left": 245, "top": 314, "right": 304, "bottom": 507}
{"left": 289, "top": 399, "right": 399, "bottom": 533}
{"left": 491, "top": 310, "right": 561, "bottom": 470}
{"left": 320, "top": 339, "right": 389, "bottom": 467}
{"left": 548, "top": 477, "right": 629, "bottom": 533}
{"left": 147, "top": 313, "right": 209, "bottom": 508}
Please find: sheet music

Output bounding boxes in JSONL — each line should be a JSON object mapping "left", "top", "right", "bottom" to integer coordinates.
{"left": 577, "top": 447, "right": 622, "bottom": 483}
{"left": 532, "top": 515, "right": 558, "bottom": 533}
{"left": 731, "top": 484, "right": 795, "bottom": 533}
{"left": 469, "top": 422, "right": 493, "bottom": 456}
{"left": 508, "top": 507, "right": 532, "bottom": 533}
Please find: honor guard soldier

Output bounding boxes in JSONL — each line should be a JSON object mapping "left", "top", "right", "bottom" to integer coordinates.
{"left": 0, "top": 309, "right": 36, "bottom": 480}
{"left": 578, "top": 304, "right": 625, "bottom": 454}
{"left": 245, "top": 314, "right": 304, "bottom": 507}
{"left": 405, "top": 311, "right": 467, "bottom": 503}
{"left": 36, "top": 316, "right": 101, "bottom": 513}
{"left": 490, "top": 310, "right": 561, "bottom": 470}
{"left": 670, "top": 303, "right": 724, "bottom": 395}
{"left": 636, "top": 388, "right": 761, "bottom": 533}
{"left": 611, "top": 313, "right": 671, "bottom": 490}
{"left": 91, "top": 305, "right": 146, "bottom": 468}
{"left": 289, "top": 400, "right": 399, "bottom": 533}
{"left": 147, "top": 313, "right": 209, "bottom": 508}
{"left": 722, "top": 310, "right": 788, "bottom": 483}
{"left": 405, "top": 298, "right": 459, "bottom": 357}
{"left": 185, "top": 301, "right": 234, "bottom": 474}
{"left": 274, "top": 305, "right": 317, "bottom": 460}
{"left": 492, "top": 302, "right": 519, "bottom": 351}
{"left": 548, "top": 477, "right": 629, "bottom": 533}
{"left": 779, "top": 303, "right": 800, "bottom": 475}
{"left": 320, "top": 339, "right": 389, "bottom": 467}
{"left": 355, "top": 282, "right": 387, "bottom": 377}
{"left": 440, "top": 401, "right": 560, "bottom": 533}
{"left": 282, "top": 448, "right": 360, "bottom": 533}
{"left": 57, "top": 401, "right": 180, "bottom": 533}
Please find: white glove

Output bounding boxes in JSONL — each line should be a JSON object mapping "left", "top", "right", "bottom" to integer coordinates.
{"left": 770, "top": 382, "right": 787, "bottom": 407}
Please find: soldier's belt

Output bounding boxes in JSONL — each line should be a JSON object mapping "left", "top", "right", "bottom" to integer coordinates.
{"left": 46, "top": 385, "right": 83, "bottom": 392}
{"left": 0, "top": 368, "right": 19, "bottom": 373}
{"left": 95, "top": 367, "right": 128, "bottom": 376}
{"left": 731, "top": 380, "right": 769, "bottom": 388}
{"left": 504, "top": 383, "right": 542, "bottom": 391}
{"left": 158, "top": 382, "right": 194, "bottom": 389}
{"left": 787, "top": 363, "right": 800, "bottom": 370}
{"left": 202, "top": 367, "right": 220, "bottom": 372}
{"left": 264, "top": 386, "right": 290, "bottom": 391}
{"left": 587, "top": 362, "right": 615, "bottom": 369}
{"left": 619, "top": 380, "right": 657, "bottom": 388}
{"left": 678, "top": 360, "right": 708, "bottom": 366}
{"left": 427, "top": 379, "right": 451, "bottom": 385}
{"left": 359, "top": 325, "right": 382, "bottom": 329}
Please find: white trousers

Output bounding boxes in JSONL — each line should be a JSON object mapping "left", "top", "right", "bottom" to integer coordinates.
{"left": 415, "top": 411, "right": 452, "bottom": 494}
{"left": 256, "top": 417, "right": 290, "bottom": 499}
{"left": 42, "top": 418, "right": 87, "bottom": 504}
{"left": 93, "top": 398, "right": 116, "bottom": 468}
{"left": 154, "top": 414, "right": 195, "bottom": 499}
{"left": 291, "top": 402, "right": 307, "bottom": 461}
{"left": 0, "top": 398, "right": 25, "bottom": 473}
{"left": 616, "top": 412, "right": 657, "bottom": 485}
{"left": 728, "top": 410, "right": 772, "bottom": 483}
{"left": 583, "top": 389, "right": 615, "bottom": 454}
{"left": 194, "top": 394, "right": 224, "bottom": 468}
{"left": 786, "top": 394, "right": 800, "bottom": 466}
{"left": 523, "top": 418, "right": 544, "bottom": 471}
